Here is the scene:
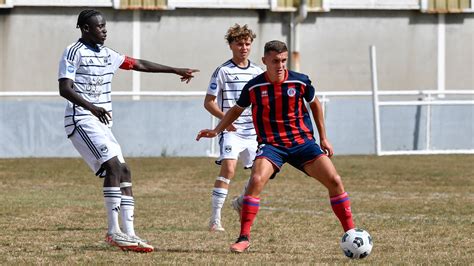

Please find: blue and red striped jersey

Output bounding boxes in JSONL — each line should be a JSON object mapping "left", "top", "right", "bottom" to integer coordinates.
{"left": 236, "top": 70, "right": 317, "bottom": 148}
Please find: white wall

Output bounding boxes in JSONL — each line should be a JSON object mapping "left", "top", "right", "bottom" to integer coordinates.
{"left": 0, "top": 7, "right": 472, "bottom": 92}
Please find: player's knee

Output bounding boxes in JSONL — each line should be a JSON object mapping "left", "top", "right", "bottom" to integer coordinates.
{"left": 249, "top": 174, "right": 265, "bottom": 187}
{"left": 328, "top": 174, "right": 344, "bottom": 190}
{"left": 245, "top": 175, "right": 265, "bottom": 196}
{"left": 104, "top": 159, "right": 121, "bottom": 178}
{"left": 121, "top": 164, "right": 131, "bottom": 181}
{"left": 224, "top": 169, "right": 235, "bottom": 179}
{"left": 220, "top": 163, "right": 236, "bottom": 178}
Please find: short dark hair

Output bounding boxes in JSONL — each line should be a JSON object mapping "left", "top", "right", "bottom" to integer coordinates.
{"left": 76, "top": 9, "right": 102, "bottom": 29}
{"left": 264, "top": 40, "right": 288, "bottom": 54}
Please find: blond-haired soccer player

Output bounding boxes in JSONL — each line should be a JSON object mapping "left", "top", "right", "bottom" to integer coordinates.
{"left": 58, "top": 9, "right": 198, "bottom": 252}
{"left": 205, "top": 24, "right": 263, "bottom": 232}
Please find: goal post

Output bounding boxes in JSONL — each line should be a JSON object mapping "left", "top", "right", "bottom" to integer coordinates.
{"left": 370, "top": 45, "right": 474, "bottom": 155}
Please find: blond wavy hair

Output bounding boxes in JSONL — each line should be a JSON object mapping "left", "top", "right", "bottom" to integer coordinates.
{"left": 225, "top": 24, "right": 256, "bottom": 44}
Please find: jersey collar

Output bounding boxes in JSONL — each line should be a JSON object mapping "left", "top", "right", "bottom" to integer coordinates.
{"left": 78, "top": 38, "right": 102, "bottom": 52}
{"left": 264, "top": 69, "right": 288, "bottom": 85}
{"left": 230, "top": 59, "right": 251, "bottom": 70}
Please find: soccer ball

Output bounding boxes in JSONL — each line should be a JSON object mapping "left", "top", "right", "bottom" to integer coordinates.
{"left": 340, "top": 228, "right": 373, "bottom": 259}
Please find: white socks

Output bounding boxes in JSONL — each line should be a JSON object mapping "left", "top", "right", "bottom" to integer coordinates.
{"left": 121, "top": 195, "right": 136, "bottom": 237}
{"left": 103, "top": 187, "right": 121, "bottom": 235}
{"left": 103, "top": 187, "right": 137, "bottom": 236}
{"left": 211, "top": 187, "right": 228, "bottom": 223}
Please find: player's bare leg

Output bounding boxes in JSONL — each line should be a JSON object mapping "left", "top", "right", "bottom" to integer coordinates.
{"left": 230, "top": 158, "right": 274, "bottom": 253}
{"left": 304, "top": 156, "right": 355, "bottom": 232}
{"left": 210, "top": 159, "right": 237, "bottom": 232}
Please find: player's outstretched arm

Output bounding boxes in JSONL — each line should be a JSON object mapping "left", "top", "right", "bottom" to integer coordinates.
{"left": 309, "top": 98, "right": 334, "bottom": 157}
{"left": 58, "top": 78, "right": 111, "bottom": 124}
{"left": 132, "top": 59, "right": 199, "bottom": 83}
{"left": 196, "top": 105, "right": 244, "bottom": 141}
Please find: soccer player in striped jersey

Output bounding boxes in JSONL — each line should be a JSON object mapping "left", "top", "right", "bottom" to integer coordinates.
{"left": 204, "top": 24, "right": 263, "bottom": 232}
{"left": 197, "top": 40, "right": 355, "bottom": 253}
{"left": 58, "top": 9, "right": 198, "bottom": 252}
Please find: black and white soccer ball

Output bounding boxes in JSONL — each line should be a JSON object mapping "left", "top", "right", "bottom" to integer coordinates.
{"left": 340, "top": 228, "right": 373, "bottom": 259}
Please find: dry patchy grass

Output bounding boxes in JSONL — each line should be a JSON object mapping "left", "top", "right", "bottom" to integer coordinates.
{"left": 0, "top": 155, "right": 473, "bottom": 264}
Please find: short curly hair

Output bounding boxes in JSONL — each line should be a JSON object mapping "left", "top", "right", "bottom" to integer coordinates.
{"left": 225, "top": 24, "right": 256, "bottom": 44}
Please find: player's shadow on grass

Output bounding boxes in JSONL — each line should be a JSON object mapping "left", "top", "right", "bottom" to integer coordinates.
{"left": 159, "top": 247, "right": 291, "bottom": 255}
{"left": 160, "top": 247, "right": 230, "bottom": 254}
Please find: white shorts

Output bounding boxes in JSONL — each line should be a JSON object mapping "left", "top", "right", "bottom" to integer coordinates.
{"left": 68, "top": 118, "right": 125, "bottom": 176}
{"left": 216, "top": 132, "right": 258, "bottom": 169}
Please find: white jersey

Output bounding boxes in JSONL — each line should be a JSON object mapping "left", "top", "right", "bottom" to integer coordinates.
{"left": 207, "top": 59, "right": 263, "bottom": 137}
{"left": 58, "top": 40, "right": 125, "bottom": 136}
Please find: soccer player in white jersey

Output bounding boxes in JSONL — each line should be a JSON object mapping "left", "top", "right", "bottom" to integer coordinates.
{"left": 205, "top": 24, "right": 263, "bottom": 232}
{"left": 58, "top": 10, "right": 198, "bottom": 252}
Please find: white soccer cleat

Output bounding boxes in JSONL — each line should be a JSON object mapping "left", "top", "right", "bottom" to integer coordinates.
{"left": 105, "top": 232, "right": 139, "bottom": 251}
{"left": 209, "top": 220, "right": 225, "bottom": 232}
{"left": 127, "top": 235, "right": 154, "bottom": 253}
{"left": 231, "top": 196, "right": 242, "bottom": 219}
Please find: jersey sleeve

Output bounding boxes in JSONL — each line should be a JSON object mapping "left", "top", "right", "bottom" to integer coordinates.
{"left": 236, "top": 83, "right": 251, "bottom": 108}
{"left": 107, "top": 48, "right": 126, "bottom": 72}
{"left": 58, "top": 47, "right": 80, "bottom": 81}
{"left": 206, "top": 67, "right": 224, "bottom": 96}
{"left": 303, "top": 75, "right": 316, "bottom": 103}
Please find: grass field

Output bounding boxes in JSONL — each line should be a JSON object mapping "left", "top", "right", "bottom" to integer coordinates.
{"left": 1, "top": 155, "right": 473, "bottom": 264}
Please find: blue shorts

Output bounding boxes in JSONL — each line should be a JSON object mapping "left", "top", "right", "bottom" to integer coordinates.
{"left": 255, "top": 141, "right": 326, "bottom": 179}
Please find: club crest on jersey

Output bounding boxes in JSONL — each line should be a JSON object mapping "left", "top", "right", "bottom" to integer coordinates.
{"left": 99, "top": 145, "right": 108, "bottom": 154}
{"left": 210, "top": 83, "right": 217, "bottom": 90}
{"left": 67, "top": 65, "right": 75, "bottom": 73}
{"left": 287, "top": 88, "right": 296, "bottom": 97}
{"left": 224, "top": 145, "right": 232, "bottom": 153}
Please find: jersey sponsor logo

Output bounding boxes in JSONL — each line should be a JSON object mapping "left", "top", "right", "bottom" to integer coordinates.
{"left": 85, "top": 77, "right": 104, "bottom": 98}
{"left": 233, "top": 76, "right": 239, "bottom": 81}
{"left": 261, "top": 90, "right": 268, "bottom": 97}
{"left": 67, "top": 65, "right": 75, "bottom": 73}
{"left": 287, "top": 88, "right": 296, "bottom": 97}
{"left": 89, "top": 59, "right": 94, "bottom": 64}
{"left": 224, "top": 145, "right": 232, "bottom": 153}
{"left": 210, "top": 83, "right": 217, "bottom": 90}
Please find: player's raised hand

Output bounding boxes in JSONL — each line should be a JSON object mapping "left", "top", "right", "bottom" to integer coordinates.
{"left": 90, "top": 106, "right": 112, "bottom": 125}
{"left": 176, "top": 68, "right": 200, "bottom": 83}
{"left": 196, "top": 129, "right": 218, "bottom": 141}
{"left": 320, "top": 138, "right": 334, "bottom": 157}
